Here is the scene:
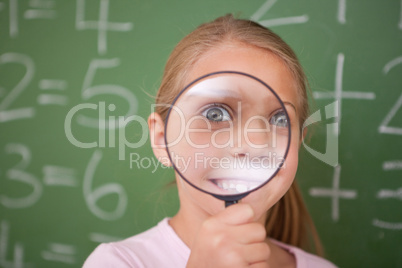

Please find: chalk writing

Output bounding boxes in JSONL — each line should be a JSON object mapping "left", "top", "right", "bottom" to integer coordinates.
{"left": 83, "top": 149, "right": 128, "bottom": 220}
{"left": 250, "top": 0, "right": 308, "bottom": 27}
{"left": 383, "top": 160, "right": 402, "bottom": 171}
{"left": 379, "top": 57, "right": 402, "bottom": 135}
{"left": 42, "top": 165, "right": 78, "bottom": 187}
{"left": 0, "top": 53, "right": 35, "bottom": 123}
{"left": 313, "top": 53, "right": 376, "bottom": 135}
{"left": 75, "top": 0, "right": 133, "bottom": 55}
{"left": 77, "top": 58, "right": 138, "bottom": 129}
{"left": 41, "top": 243, "right": 76, "bottom": 264}
{"left": 337, "top": 0, "right": 346, "bottom": 24}
{"left": 399, "top": 0, "right": 402, "bottom": 30}
{"left": 373, "top": 219, "right": 402, "bottom": 230}
{"left": 309, "top": 165, "right": 358, "bottom": 221}
{"left": 379, "top": 93, "right": 402, "bottom": 136}
{"left": 37, "top": 79, "right": 68, "bottom": 106}
{"left": 0, "top": 2, "right": 401, "bottom": 267}
{"left": 377, "top": 188, "right": 402, "bottom": 200}
{"left": 6, "top": 0, "right": 58, "bottom": 37}
{"left": 9, "top": 0, "right": 18, "bottom": 37}
{"left": 24, "top": 0, "right": 57, "bottom": 20}
{"left": 1, "top": 144, "right": 42, "bottom": 209}
{"left": 89, "top": 232, "right": 123, "bottom": 243}
{"left": 0, "top": 221, "right": 27, "bottom": 268}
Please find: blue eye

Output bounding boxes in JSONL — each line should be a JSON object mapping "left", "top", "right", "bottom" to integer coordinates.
{"left": 270, "top": 110, "right": 288, "bottom": 127}
{"left": 202, "top": 106, "right": 231, "bottom": 122}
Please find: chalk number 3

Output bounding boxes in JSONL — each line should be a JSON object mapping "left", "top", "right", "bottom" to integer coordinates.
{"left": 1, "top": 144, "right": 42, "bottom": 208}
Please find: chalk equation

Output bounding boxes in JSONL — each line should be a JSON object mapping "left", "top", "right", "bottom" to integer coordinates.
{"left": 0, "top": 0, "right": 401, "bottom": 267}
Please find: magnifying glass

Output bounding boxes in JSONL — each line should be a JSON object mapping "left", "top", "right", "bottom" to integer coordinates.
{"left": 164, "top": 71, "right": 291, "bottom": 207}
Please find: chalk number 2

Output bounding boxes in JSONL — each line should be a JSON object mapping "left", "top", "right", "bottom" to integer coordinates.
{"left": 0, "top": 53, "right": 35, "bottom": 123}
{"left": 379, "top": 57, "right": 402, "bottom": 136}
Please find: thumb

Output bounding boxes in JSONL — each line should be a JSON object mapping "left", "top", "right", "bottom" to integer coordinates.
{"left": 215, "top": 203, "right": 255, "bottom": 225}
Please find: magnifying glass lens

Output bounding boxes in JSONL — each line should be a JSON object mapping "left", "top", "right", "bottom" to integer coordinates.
{"left": 164, "top": 72, "right": 291, "bottom": 201}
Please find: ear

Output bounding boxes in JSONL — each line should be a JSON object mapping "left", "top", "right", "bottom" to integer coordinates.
{"left": 148, "top": 112, "right": 172, "bottom": 167}
{"left": 299, "top": 126, "right": 308, "bottom": 148}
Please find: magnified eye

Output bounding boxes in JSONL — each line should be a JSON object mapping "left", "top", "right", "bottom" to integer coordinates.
{"left": 202, "top": 106, "right": 231, "bottom": 122}
{"left": 270, "top": 110, "right": 288, "bottom": 127}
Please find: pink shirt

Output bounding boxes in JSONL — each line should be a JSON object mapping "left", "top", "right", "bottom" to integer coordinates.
{"left": 84, "top": 218, "right": 337, "bottom": 268}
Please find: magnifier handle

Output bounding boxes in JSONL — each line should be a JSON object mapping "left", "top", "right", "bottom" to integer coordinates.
{"left": 225, "top": 200, "right": 240, "bottom": 207}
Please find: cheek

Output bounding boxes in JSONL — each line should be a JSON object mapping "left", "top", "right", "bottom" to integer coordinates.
{"left": 271, "top": 134, "right": 300, "bottom": 196}
{"left": 280, "top": 141, "right": 299, "bottom": 185}
{"left": 242, "top": 137, "right": 299, "bottom": 220}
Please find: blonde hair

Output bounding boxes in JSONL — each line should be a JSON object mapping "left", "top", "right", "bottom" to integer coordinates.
{"left": 155, "top": 14, "right": 323, "bottom": 256}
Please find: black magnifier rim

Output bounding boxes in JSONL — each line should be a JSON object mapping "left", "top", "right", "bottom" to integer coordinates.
{"left": 163, "top": 71, "right": 292, "bottom": 202}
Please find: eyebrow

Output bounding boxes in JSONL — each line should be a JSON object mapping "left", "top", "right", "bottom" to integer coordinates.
{"left": 283, "top": 101, "right": 297, "bottom": 113}
{"left": 185, "top": 88, "right": 242, "bottom": 99}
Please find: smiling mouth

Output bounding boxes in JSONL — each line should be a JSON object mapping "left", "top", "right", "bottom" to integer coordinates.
{"left": 209, "top": 179, "right": 261, "bottom": 193}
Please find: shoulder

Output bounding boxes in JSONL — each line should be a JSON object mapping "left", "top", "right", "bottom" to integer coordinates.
{"left": 83, "top": 218, "right": 190, "bottom": 268}
{"left": 83, "top": 242, "right": 144, "bottom": 268}
{"left": 270, "top": 239, "right": 338, "bottom": 268}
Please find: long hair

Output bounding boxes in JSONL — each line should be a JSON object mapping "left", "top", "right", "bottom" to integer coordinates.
{"left": 155, "top": 14, "right": 323, "bottom": 256}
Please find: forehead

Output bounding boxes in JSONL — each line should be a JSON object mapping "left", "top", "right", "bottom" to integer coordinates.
{"left": 186, "top": 43, "right": 298, "bottom": 112}
{"left": 181, "top": 74, "right": 282, "bottom": 112}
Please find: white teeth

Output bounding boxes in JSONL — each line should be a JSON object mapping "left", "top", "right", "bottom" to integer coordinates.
{"left": 222, "top": 182, "right": 229, "bottom": 190}
{"left": 235, "top": 184, "right": 248, "bottom": 192}
{"left": 215, "top": 180, "right": 251, "bottom": 193}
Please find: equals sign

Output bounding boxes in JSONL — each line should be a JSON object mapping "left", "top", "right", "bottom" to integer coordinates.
{"left": 377, "top": 188, "right": 402, "bottom": 200}
{"left": 89, "top": 232, "right": 123, "bottom": 243}
{"left": 37, "top": 79, "right": 68, "bottom": 106}
{"left": 383, "top": 160, "right": 402, "bottom": 171}
{"left": 41, "top": 243, "right": 76, "bottom": 264}
{"left": 24, "top": 0, "right": 57, "bottom": 20}
{"left": 43, "top": 165, "right": 77, "bottom": 187}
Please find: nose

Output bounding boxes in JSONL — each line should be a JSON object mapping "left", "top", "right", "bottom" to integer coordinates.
{"left": 230, "top": 118, "right": 271, "bottom": 158}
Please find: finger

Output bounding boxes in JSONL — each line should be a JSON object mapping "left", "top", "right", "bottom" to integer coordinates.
{"left": 233, "top": 223, "right": 266, "bottom": 244}
{"left": 249, "top": 262, "right": 270, "bottom": 268}
{"left": 243, "top": 242, "right": 270, "bottom": 264}
{"left": 215, "top": 203, "right": 254, "bottom": 225}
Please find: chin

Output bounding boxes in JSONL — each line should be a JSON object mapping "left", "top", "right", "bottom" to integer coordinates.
{"left": 241, "top": 164, "right": 297, "bottom": 220}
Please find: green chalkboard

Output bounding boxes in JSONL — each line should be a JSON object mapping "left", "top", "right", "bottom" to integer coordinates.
{"left": 1, "top": 0, "right": 402, "bottom": 267}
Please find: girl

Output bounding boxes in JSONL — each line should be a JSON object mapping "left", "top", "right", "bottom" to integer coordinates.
{"left": 84, "top": 14, "right": 337, "bottom": 268}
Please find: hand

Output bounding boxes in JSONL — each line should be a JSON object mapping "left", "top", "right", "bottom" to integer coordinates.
{"left": 186, "top": 204, "right": 270, "bottom": 268}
